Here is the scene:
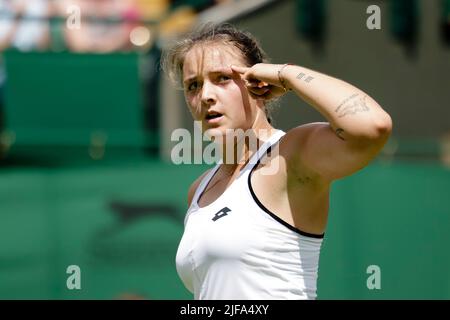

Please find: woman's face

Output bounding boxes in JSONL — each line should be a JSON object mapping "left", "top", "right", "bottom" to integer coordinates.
{"left": 182, "top": 43, "right": 261, "bottom": 138}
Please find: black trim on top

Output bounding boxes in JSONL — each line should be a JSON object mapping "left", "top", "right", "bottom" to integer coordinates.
{"left": 247, "top": 142, "right": 325, "bottom": 239}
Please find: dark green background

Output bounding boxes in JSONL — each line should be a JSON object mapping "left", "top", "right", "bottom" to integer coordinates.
{"left": 1, "top": 159, "right": 449, "bottom": 299}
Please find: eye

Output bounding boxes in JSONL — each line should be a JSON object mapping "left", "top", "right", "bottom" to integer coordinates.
{"left": 218, "top": 75, "right": 231, "bottom": 82}
{"left": 187, "top": 81, "right": 199, "bottom": 92}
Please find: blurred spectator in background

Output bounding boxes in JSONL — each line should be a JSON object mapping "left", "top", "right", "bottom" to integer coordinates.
{"left": 0, "top": 0, "right": 50, "bottom": 52}
{"left": 61, "top": 0, "right": 132, "bottom": 53}
{"left": 53, "top": 0, "right": 231, "bottom": 53}
{"left": 0, "top": 0, "right": 50, "bottom": 132}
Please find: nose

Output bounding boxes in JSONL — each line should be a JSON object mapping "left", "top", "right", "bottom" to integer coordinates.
{"left": 200, "top": 81, "right": 216, "bottom": 106}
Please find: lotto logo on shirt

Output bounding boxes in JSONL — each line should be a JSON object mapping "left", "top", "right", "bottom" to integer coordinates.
{"left": 212, "top": 207, "right": 231, "bottom": 221}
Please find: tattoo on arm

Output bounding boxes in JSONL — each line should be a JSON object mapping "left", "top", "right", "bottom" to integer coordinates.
{"left": 296, "top": 72, "right": 314, "bottom": 83}
{"left": 335, "top": 94, "right": 370, "bottom": 118}
{"left": 335, "top": 128, "right": 346, "bottom": 140}
{"left": 297, "top": 175, "right": 312, "bottom": 185}
{"left": 335, "top": 93, "right": 359, "bottom": 113}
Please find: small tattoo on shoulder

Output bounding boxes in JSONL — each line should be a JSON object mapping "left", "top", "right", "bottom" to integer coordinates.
{"left": 335, "top": 128, "right": 346, "bottom": 140}
{"left": 297, "top": 176, "right": 312, "bottom": 185}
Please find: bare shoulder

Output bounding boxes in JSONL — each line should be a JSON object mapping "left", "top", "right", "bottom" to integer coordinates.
{"left": 282, "top": 120, "right": 385, "bottom": 182}
{"left": 282, "top": 122, "right": 329, "bottom": 146}
{"left": 280, "top": 122, "right": 329, "bottom": 177}
{"left": 187, "top": 169, "right": 212, "bottom": 207}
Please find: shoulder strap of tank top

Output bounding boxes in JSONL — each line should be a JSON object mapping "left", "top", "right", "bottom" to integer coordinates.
{"left": 190, "top": 129, "right": 285, "bottom": 208}
{"left": 190, "top": 162, "right": 221, "bottom": 209}
{"left": 242, "top": 129, "right": 286, "bottom": 173}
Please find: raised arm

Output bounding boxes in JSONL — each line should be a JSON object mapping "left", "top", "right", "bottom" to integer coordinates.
{"left": 231, "top": 63, "right": 393, "bottom": 182}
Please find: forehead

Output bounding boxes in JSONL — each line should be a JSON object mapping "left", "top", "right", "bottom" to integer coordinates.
{"left": 183, "top": 44, "right": 245, "bottom": 79}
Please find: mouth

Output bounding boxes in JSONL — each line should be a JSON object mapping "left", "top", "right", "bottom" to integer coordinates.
{"left": 205, "top": 111, "right": 224, "bottom": 124}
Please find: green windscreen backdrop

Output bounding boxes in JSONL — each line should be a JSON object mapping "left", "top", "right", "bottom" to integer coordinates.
{"left": 318, "top": 160, "right": 450, "bottom": 299}
{"left": 0, "top": 159, "right": 449, "bottom": 299}
{"left": 3, "top": 51, "right": 153, "bottom": 148}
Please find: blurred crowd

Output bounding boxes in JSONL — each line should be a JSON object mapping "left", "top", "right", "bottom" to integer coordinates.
{"left": 0, "top": 0, "right": 231, "bottom": 54}
{"left": 0, "top": 0, "right": 232, "bottom": 130}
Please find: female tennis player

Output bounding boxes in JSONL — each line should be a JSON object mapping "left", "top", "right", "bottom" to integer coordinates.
{"left": 162, "top": 23, "right": 392, "bottom": 299}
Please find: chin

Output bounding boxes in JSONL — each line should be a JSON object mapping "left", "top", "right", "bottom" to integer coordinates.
{"left": 204, "top": 126, "right": 227, "bottom": 141}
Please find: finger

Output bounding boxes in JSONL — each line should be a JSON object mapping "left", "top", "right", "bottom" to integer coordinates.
{"left": 248, "top": 91, "right": 262, "bottom": 100}
{"left": 246, "top": 79, "right": 268, "bottom": 88}
{"left": 250, "top": 90, "right": 271, "bottom": 101}
{"left": 230, "top": 65, "right": 249, "bottom": 74}
{"left": 248, "top": 86, "right": 270, "bottom": 96}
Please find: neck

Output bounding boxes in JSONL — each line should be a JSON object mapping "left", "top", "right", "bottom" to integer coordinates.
{"left": 219, "top": 121, "right": 275, "bottom": 172}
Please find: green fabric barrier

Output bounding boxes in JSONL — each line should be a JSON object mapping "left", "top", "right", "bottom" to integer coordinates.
{"left": 3, "top": 51, "right": 153, "bottom": 149}
{"left": 0, "top": 159, "right": 205, "bottom": 299}
{"left": 0, "top": 160, "right": 449, "bottom": 299}
{"left": 318, "top": 161, "right": 450, "bottom": 299}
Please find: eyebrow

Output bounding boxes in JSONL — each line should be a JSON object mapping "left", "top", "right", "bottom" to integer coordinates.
{"left": 183, "top": 76, "right": 197, "bottom": 85}
{"left": 183, "top": 68, "right": 233, "bottom": 84}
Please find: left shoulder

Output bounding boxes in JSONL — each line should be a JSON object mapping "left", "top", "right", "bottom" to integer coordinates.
{"left": 279, "top": 122, "right": 329, "bottom": 164}
{"left": 277, "top": 123, "right": 329, "bottom": 183}
{"left": 280, "top": 121, "right": 387, "bottom": 183}
{"left": 281, "top": 122, "right": 329, "bottom": 147}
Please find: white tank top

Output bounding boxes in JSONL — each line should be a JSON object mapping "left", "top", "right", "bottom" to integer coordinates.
{"left": 176, "top": 130, "right": 324, "bottom": 300}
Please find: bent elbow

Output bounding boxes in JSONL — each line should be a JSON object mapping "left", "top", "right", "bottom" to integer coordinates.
{"left": 350, "top": 112, "right": 393, "bottom": 147}
{"left": 375, "top": 112, "right": 393, "bottom": 139}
